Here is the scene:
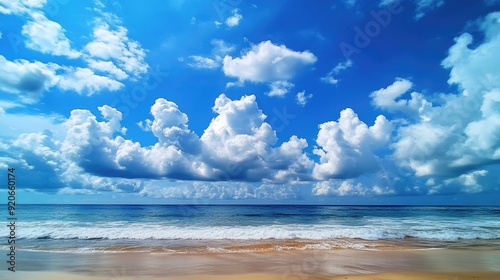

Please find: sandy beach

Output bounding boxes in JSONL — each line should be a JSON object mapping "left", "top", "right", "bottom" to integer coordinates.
{"left": 3, "top": 247, "right": 499, "bottom": 279}
{"left": 9, "top": 271, "right": 500, "bottom": 280}
{"left": 5, "top": 205, "right": 499, "bottom": 279}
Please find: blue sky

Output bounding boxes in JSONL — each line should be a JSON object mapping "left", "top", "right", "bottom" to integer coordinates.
{"left": 1, "top": 0, "right": 500, "bottom": 205}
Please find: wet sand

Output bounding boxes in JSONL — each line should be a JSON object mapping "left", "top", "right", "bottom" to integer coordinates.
{"left": 2, "top": 247, "right": 499, "bottom": 279}
{"left": 8, "top": 271, "right": 500, "bottom": 280}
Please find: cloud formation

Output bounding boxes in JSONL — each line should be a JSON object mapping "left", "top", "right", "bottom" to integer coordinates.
{"left": 84, "top": 21, "right": 148, "bottom": 79}
{"left": 187, "top": 56, "right": 219, "bottom": 69}
{"left": 380, "top": 0, "right": 444, "bottom": 19}
{"left": 186, "top": 39, "right": 234, "bottom": 70}
{"left": 225, "top": 9, "right": 242, "bottom": 27}
{"left": 267, "top": 81, "right": 295, "bottom": 97}
{"left": 321, "top": 59, "right": 352, "bottom": 85}
{"left": 370, "top": 78, "right": 431, "bottom": 118}
{"left": 312, "top": 179, "right": 394, "bottom": 196}
{"left": 2, "top": 4, "right": 500, "bottom": 201}
{"left": 413, "top": 0, "right": 444, "bottom": 20}
{"left": 223, "top": 40, "right": 317, "bottom": 95}
{"left": 313, "top": 108, "right": 392, "bottom": 180}
{"left": 199, "top": 94, "right": 313, "bottom": 182}
{"left": 296, "top": 90, "right": 313, "bottom": 106}
{"left": 215, "top": 9, "right": 242, "bottom": 27}
{"left": 22, "top": 12, "right": 80, "bottom": 58}
{"left": 0, "top": 0, "right": 149, "bottom": 103}
{"left": 140, "top": 182, "right": 299, "bottom": 200}
{"left": 363, "top": 12, "right": 500, "bottom": 196}
{"left": 5, "top": 94, "right": 313, "bottom": 188}
{"left": 0, "top": 55, "right": 58, "bottom": 103}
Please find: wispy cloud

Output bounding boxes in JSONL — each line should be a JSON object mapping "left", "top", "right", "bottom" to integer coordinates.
{"left": 321, "top": 59, "right": 352, "bottom": 85}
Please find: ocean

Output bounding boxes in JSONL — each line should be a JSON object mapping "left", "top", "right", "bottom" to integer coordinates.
{"left": 4, "top": 205, "right": 500, "bottom": 254}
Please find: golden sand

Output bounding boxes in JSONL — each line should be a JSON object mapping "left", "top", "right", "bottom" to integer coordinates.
{"left": 9, "top": 271, "right": 500, "bottom": 280}
{"left": 3, "top": 248, "right": 499, "bottom": 279}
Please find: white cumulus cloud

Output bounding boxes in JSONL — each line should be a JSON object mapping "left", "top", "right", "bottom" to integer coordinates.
{"left": 313, "top": 108, "right": 393, "bottom": 180}
{"left": 223, "top": 40, "right": 316, "bottom": 95}
{"left": 200, "top": 94, "right": 313, "bottom": 181}
{"left": 84, "top": 22, "right": 148, "bottom": 79}
{"left": 57, "top": 67, "right": 124, "bottom": 94}
{"left": 7, "top": 94, "right": 312, "bottom": 185}
{"left": 0, "top": 0, "right": 47, "bottom": 15}
{"left": 85, "top": 59, "right": 128, "bottom": 80}
{"left": 0, "top": 0, "right": 149, "bottom": 102}
{"left": 370, "top": 78, "right": 432, "bottom": 118}
{"left": 22, "top": 12, "right": 80, "bottom": 58}
{"left": 390, "top": 12, "right": 500, "bottom": 192}
{"left": 223, "top": 40, "right": 317, "bottom": 83}
{"left": 267, "top": 81, "right": 295, "bottom": 97}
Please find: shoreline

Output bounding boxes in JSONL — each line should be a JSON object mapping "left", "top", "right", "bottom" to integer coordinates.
{"left": 7, "top": 237, "right": 500, "bottom": 255}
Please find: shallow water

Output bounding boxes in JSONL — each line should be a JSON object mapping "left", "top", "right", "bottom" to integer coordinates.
{"left": 3, "top": 205, "right": 500, "bottom": 254}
